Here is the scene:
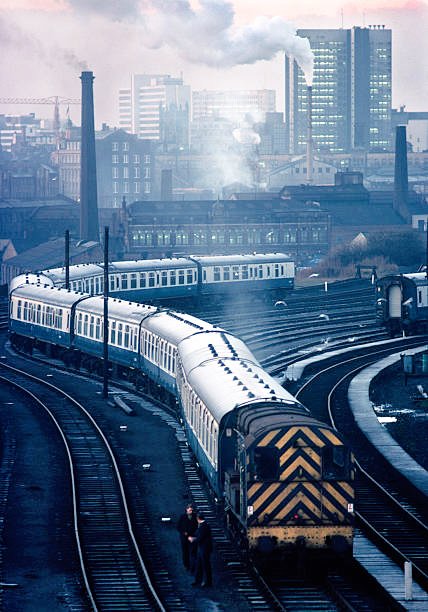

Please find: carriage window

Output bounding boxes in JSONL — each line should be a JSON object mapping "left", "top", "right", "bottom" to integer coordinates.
{"left": 223, "top": 266, "right": 230, "bottom": 281}
{"left": 258, "top": 265, "right": 263, "bottom": 279}
{"left": 242, "top": 265, "right": 248, "bottom": 280}
{"left": 83, "top": 314, "right": 89, "bottom": 335}
{"left": 115, "top": 276, "right": 120, "bottom": 289}
{"left": 95, "top": 277, "right": 100, "bottom": 293}
{"left": 187, "top": 269, "right": 193, "bottom": 284}
{"left": 161, "top": 271, "right": 168, "bottom": 286}
{"left": 213, "top": 267, "right": 221, "bottom": 282}
{"left": 56, "top": 308, "right": 63, "bottom": 329}
{"left": 77, "top": 312, "right": 82, "bottom": 334}
{"left": 178, "top": 270, "right": 185, "bottom": 285}
{"left": 124, "top": 325, "right": 130, "bottom": 347}
{"left": 418, "top": 289, "right": 422, "bottom": 305}
{"left": 109, "top": 276, "right": 115, "bottom": 291}
{"left": 253, "top": 446, "right": 279, "bottom": 480}
{"left": 89, "top": 316, "right": 94, "bottom": 337}
{"left": 117, "top": 323, "right": 123, "bottom": 345}
{"left": 170, "top": 270, "right": 176, "bottom": 285}
{"left": 95, "top": 318, "right": 101, "bottom": 339}
{"left": 139, "top": 272, "right": 146, "bottom": 288}
{"left": 275, "top": 264, "right": 280, "bottom": 278}
{"left": 111, "top": 321, "right": 116, "bottom": 343}
{"left": 37, "top": 304, "right": 41, "bottom": 324}
{"left": 121, "top": 274, "right": 128, "bottom": 289}
{"left": 130, "top": 273, "right": 137, "bottom": 289}
{"left": 322, "top": 446, "right": 349, "bottom": 480}
{"left": 17, "top": 300, "right": 22, "bottom": 319}
{"left": 149, "top": 272, "right": 155, "bottom": 287}
{"left": 232, "top": 266, "right": 239, "bottom": 279}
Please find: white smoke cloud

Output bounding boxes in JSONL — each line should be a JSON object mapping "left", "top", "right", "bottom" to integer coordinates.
{"left": 143, "top": 0, "right": 314, "bottom": 84}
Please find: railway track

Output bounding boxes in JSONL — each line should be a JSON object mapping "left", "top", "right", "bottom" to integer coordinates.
{"left": 294, "top": 339, "right": 428, "bottom": 594}
{"left": 0, "top": 361, "right": 171, "bottom": 611}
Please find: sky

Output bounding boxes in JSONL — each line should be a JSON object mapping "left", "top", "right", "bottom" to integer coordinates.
{"left": 0, "top": 0, "right": 427, "bottom": 127}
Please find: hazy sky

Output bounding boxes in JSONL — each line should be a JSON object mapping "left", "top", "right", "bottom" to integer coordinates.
{"left": 1, "top": 0, "right": 427, "bottom": 127}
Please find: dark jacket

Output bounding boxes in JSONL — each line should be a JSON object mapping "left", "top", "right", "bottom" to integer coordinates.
{"left": 193, "top": 521, "right": 212, "bottom": 554}
{"left": 177, "top": 513, "right": 198, "bottom": 539}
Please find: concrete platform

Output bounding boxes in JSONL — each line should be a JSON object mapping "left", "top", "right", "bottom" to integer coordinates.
{"left": 354, "top": 529, "right": 428, "bottom": 611}
{"left": 348, "top": 348, "right": 428, "bottom": 499}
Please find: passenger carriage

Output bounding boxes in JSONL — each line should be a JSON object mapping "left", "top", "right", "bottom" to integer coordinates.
{"left": 190, "top": 253, "right": 294, "bottom": 297}
{"left": 376, "top": 272, "right": 428, "bottom": 335}
{"left": 9, "top": 285, "right": 82, "bottom": 350}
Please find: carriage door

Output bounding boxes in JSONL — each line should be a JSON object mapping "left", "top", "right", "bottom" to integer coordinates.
{"left": 388, "top": 285, "right": 402, "bottom": 318}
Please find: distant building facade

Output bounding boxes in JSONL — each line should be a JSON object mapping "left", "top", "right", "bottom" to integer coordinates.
{"left": 118, "top": 74, "right": 190, "bottom": 148}
{"left": 192, "top": 89, "right": 276, "bottom": 123}
{"left": 96, "top": 128, "right": 154, "bottom": 208}
{"left": 285, "top": 26, "right": 392, "bottom": 154}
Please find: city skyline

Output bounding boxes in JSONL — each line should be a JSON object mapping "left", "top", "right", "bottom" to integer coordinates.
{"left": 0, "top": 1, "right": 426, "bottom": 126}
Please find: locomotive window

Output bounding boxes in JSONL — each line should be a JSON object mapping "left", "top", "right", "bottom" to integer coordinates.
{"left": 322, "top": 446, "right": 349, "bottom": 480}
{"left": 253, "top": 447, "right": 280, "bottom": 480}
{"left": 223, "top": 266, "right": 230, "bottom": 281}
{"left": 214, "top": 267, "right": 221, "bottom": 282}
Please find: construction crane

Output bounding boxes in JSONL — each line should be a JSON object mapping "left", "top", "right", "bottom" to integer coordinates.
{"left": 0, "top": 96, "right": 80, "bottom": 134}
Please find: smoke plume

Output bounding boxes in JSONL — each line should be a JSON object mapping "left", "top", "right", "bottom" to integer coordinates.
{"left": 144, "top": 1, "right": 314, "bottom": 84}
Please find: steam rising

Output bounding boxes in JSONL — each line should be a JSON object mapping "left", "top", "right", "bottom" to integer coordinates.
{"left": 144, "top": 1, "right": 314, "bottom": 84}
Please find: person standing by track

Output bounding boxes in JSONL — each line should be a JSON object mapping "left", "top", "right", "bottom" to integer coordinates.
{"left": 189, "top": 512, "right": 213, "bottom": 587}
{"left": 176, "top": 503, "right": 198, "bottom": 572}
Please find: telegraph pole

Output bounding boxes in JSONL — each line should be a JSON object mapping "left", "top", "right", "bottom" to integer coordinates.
{"left": 65, "top": 229, "right": 70, "bottom": 290}
{"left": 103, "top": 226, "right": 109, "bottom": 399}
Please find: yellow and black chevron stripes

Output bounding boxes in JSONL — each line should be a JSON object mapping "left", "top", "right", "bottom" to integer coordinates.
{"left": 258, "top": 426, "right": 344, "bottom": 450}
{"left": 279, "top": 447, "right": 321, "bottom": 480}
{"left": 247, "top": 480, "right": 353, "bottom": 525}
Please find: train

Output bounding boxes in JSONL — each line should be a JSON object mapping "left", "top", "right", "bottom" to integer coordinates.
{"left": 376, "top": 271, "right": 428, "bottom": 336}
{"left": 8, "top": 282, "right": 355, "bottom": 559}
{"left": 9, "top": 253, "right": 295, "bottom": 303}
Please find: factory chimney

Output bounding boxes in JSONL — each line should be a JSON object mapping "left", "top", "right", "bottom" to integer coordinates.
{"left": 80, "top": 71, "right": 100, "bottom": 241}
{"left": 393, "top": 125, "right": 410, "bottom": 222}
{"left": 306, "top": 85, "right": 313, "bottom": 183}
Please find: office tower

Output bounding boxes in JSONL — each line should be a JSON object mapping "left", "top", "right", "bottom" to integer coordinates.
{"left": 285, "top": 26, "right": 392, "bottom": 154}
{"left": 118, "top": 74, "right": 190, "bottom": 147}
{"left": 192, "top": 89, "right": 275, "bottom": 123}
